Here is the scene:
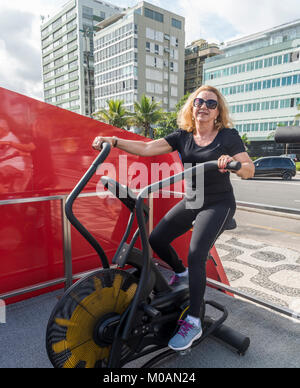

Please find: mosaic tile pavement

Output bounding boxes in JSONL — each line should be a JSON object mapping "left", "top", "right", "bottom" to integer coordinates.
{"left": 215, "top": 234, "right": 300, "bottom": 313}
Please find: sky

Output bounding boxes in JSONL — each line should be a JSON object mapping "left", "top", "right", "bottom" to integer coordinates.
{"left": 0, "top": 0, "right": 300, "bottom": 101}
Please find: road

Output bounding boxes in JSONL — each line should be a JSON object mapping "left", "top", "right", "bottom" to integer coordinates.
{"left": 231, "top": 209, "right": 300, "bottom": 251}
{"left": 230, "top": 173, "right": 300, "bottom": 210}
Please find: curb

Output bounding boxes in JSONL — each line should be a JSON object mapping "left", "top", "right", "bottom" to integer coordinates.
{"left": 236, "top": 205, "right": 300, "bottom": 220}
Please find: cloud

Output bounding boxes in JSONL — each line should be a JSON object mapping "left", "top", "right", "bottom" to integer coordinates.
{"left": 0, "top": 7, "right": 43, "bottom": 100}
{"left": 0, "top": 0, "right": 69, "bottom": 100}
{"left": 178, "top": 0, "right": 300, "bottom": 44}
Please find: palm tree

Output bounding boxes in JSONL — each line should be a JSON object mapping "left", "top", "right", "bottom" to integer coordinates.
{"left": 93, "top": 100, "right": 131, "bottom": 130}
{"left": 132, "top": 95, "right": 164, "bottom": 139}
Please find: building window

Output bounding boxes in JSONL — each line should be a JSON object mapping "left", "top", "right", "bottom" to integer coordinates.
{"left": 69, "top": 60, "right": 77, "bottom": 69}
{"left": 66, "top": 8, "right": 76, "bottom": 19}
{"left": 283, "top": 54, "right": 289, "bottom": 63}
{"left": 144, "top": 8, "right": 164, "bottom": 23}
{"left": 82, "top": 6, "right": 93, "bottom": 19}
{"left": 264, "top": 57, "right": 272, "bottom": 67}
{"left": 70, "top": 90, "right": 79, "bottom": 97}
{"left": 146, "top": 42, "right": 150, "bottom": 52}
{"left": 52, "top": 17, "right": 62, "bottom": 30}
{"left": 171, "top": 18, "right": 182, "bottom": 29}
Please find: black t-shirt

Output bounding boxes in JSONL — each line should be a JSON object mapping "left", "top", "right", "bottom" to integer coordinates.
{"left": 164, "top": 128, "right": 246, "bottom": 202}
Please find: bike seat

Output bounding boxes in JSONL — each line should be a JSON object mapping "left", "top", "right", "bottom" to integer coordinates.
{"left": 100, "top": 176, "right": 149, "bottom": 220}
{"left": 223, "top": 217, "right": 237, "bottom": 231}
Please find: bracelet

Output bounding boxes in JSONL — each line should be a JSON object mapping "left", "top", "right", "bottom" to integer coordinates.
{"left": 112, "top": 137, "right": 118, "bottom": 148}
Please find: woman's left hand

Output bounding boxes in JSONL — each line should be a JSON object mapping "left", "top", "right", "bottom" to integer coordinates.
{"left": 218, "top": 155, "right": 234, "bottom": 173}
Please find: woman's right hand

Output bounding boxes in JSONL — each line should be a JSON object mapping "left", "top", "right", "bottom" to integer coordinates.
{"left": 92, "top": 136, "right": 115, "bottom": 151}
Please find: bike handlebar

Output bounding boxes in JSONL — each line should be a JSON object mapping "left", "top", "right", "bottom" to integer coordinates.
{"left": 137, "top": 160, "right": 241, "bottom": 200}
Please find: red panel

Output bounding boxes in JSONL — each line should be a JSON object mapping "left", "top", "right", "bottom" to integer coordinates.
{"left": 0, "top": 87, "right": 230, "bottom": 303}
{"left": 0, "top": 201, "right": 63, "bottom": 288}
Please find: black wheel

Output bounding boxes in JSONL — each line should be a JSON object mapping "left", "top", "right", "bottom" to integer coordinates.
{"left": 46, "top": 269, "right": 137, "bottom": 368}
{"left": 282, "top": 172, "right": 292, "bottom": 180}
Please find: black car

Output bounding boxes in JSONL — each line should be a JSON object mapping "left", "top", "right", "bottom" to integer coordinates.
{"left": 253, "top": 156, "right": 296, "bottom": 180}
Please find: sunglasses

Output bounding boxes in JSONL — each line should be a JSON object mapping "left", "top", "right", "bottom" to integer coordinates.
{"left": 193, "top": 98, "right": 218, "bottom": 110}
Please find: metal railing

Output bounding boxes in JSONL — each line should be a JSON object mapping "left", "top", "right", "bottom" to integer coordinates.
{"left": 0, "top": 192, "right": 99, "bottom": 300}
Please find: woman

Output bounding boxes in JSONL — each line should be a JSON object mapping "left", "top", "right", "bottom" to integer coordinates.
{"left": 92, "top": 85, "right": 254, "bottom": 351}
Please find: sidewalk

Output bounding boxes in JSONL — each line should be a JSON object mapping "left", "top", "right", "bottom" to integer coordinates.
{"left": 215, "top": 210, "right": 300, "bottom": 311}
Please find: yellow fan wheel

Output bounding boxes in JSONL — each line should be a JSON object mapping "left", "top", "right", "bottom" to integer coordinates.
{"left": 46, "top": 269, "right": 137, "bottom": 368}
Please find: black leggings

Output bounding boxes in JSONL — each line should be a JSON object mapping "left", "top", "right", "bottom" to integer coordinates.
{"left": 149, "top": 196, "right": 236, "bottom": 318}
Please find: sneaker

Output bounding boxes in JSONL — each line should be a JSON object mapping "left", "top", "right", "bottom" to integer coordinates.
{"left": 168, "top": 320, "right": 202, "bottom": 351}
{"left": 168, "top": 271, "right": 188, "bottom": 286}
{"left": 169, "top": 274, "right": 181, "bottom": 286}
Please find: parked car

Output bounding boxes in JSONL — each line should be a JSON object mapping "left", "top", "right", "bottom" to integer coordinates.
{"left": 253, "top": 156, "right": 296, "bottom": 180}
{"left": 279, "top": 154, "right": 298, "bottom": 162}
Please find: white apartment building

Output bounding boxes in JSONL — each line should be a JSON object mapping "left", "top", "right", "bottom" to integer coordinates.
{"left": 203, "top": 19, "right": 300, "bottom": 155}
{"left": 94, "top": 1, "right": 185, "bottom": 113}
{"left": 41, "top": 0, "right": 123, "bottom": 116}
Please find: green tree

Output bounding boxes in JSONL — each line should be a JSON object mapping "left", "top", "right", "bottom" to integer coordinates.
{"left": 155, "top": 93, "right": 191, "bottom": 139}
{"left": 132, "top": 95, "right": 164, "bottom": 139}
{"left": 241, "top": 133, "right": 250, "bottom": 152}
{"left": 175, "top": 92, "right": 191, "bottom": 113}
{"left": 241, "top": 133, "right": 250, "bottom": 145}
{"left": 93, "top": 99, "right": 132, "bottom": 130}
{"left": 155, "top": 111, "right": 178, "bottom": 139}
{"left": 294, "top": 102, "right": 300, "bottom": 125}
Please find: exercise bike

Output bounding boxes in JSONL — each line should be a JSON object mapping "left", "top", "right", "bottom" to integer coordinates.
{"left": 46, "top": 143, "right": 250, "bottom": 368}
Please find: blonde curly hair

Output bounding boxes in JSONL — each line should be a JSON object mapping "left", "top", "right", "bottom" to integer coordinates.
{"left": 177, "top": 85, "right": 233, "bottom": 133}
